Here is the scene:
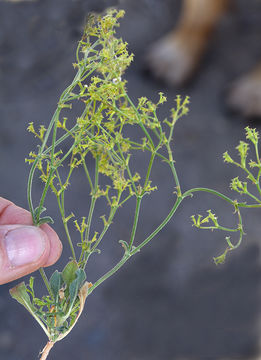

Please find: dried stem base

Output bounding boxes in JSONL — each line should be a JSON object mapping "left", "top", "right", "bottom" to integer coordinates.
{"left": 40, "top": 341, "right": 54, "bottom": 360}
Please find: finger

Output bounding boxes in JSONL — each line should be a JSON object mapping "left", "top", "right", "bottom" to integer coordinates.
{"left": 0, "top": 197, "right": 33, "bottom": 225}
{"left": 40, "top": 224, "right": 62, "bottom": 266}
{"left": 0, "top": 225, "right": 51, "bottom": 285}
{"left": 0, "top": 197, "right": 62, "bottom": 268}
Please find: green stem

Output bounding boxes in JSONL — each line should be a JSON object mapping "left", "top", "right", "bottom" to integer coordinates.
{"left": 27, "top": 160, "right": 39, "bottom": 223}
{"left": 123, "top": 91, "right": 155, "bottom": 150}
{"left": 245, "top": 190, "right": 261, "bottom": 204}
{"left": 56, "top": 192, "right": 76, "bottom": 261}
{"left": 255, "top": 142, "right": 260, "bottom": 166}
{"left": 36, "top": 140, "right": 80, "bottom": 224}
{"left": 128, "top": 196, "right": 142, "bottom": 250}
{"left": 169, "top": 158, "right": 181, "bottom": 195}
{"left": 116, "top": 145, "right": 137, "bottom": 194}
{"left": 39, "top": 268, "right": 54, "bottom": 301}
{"left": 35, "top": 168, "right": 56, "bottom": 223}
{"left": 84, "top": 157, "right": 99, "bottom": 243}
{"left": 88, "top": 253, "right": 130, "bottom": 295}
{"left": 183, "top": 187, "right": 235, "bottom": 206}
{"left": 165, "top": 142, "right": 181, "bottom": 194}
{"left": 89, "top": 206, "right": 118, "bottom": 256}
{"left": 256, "top": 168, "right": 261, "bottom": 196}
{"left": 237, "top": 203, "right": 261, "bottom": 208}
{"left": 129, "top": 140, "right": 169, "bottom": 162}
{"left": 119, "top": 192, "right": 134, "bottom": 207}
{"left": 142, "top": 152, "right": 156, "bottom": 192}
{"left": 131, "top": 196, "right": 183, "bottom": 255}
{"left": 233, "top": 209, "right": 243, "bottom": 249}
{"left": 199, "top": 225, "right": 238, "bottom": 232}
{"left": 82, "top": 155, "right": 94, "bottom": 193}
{"left": 88, "top": 195, "right": 183, "bottom": 295}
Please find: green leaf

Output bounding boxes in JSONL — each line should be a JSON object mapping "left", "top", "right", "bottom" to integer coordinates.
{"left": 75, "top": 269, "right": 86, "bottom": 288}
{"left": 34, "top": 206, "right": 47, "bottom": 216}
{"left": 9, "top": 282, "right": 33, "bottom": 309}
{"left": 28, "top": 276, "right": 35, "bottom": 298}
{"left": 69, "top": 279, "right": 78, "bottom": 308}
{"left": 34, "top": 298, "right": 48, "bottom": 307}
{"left": 69, "top": 269, "right": 86, "bottom": 305}
{"left": 37, "top": 216, "right": 54, "bottom": 225}
{"left": 9, "top": 282, "right": 50, "bottom": 338}
{"left": 62, "top": 261, "right": 78, "bottom": 287}
{"left": 49, "top": 270, "right": 63, "bottom": 302}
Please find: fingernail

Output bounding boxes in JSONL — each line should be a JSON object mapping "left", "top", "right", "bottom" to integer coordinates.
{"left": 4, "top": 227, "right": 46, "bottom": 267}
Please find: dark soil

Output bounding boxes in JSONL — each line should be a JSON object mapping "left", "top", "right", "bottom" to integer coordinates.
{"left": 1, "top": 0, "right": 261, "bottom": 359}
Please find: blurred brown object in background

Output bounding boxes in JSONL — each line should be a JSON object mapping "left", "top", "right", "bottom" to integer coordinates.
{"left": 147, "top": 0, "right": 261, "bottom": 118}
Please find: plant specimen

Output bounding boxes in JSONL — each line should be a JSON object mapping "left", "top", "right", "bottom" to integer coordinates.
{"left": 9, "top": 9, "right": 261, "bottom": 359}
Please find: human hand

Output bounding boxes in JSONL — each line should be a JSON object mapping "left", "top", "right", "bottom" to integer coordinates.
{"left": 0, "top": 197, "right": 62, "bottom": 285}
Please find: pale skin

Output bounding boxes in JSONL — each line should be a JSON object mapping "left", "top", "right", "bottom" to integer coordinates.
{"left": 0, "top": 197, "right": 62, "bottom": 285}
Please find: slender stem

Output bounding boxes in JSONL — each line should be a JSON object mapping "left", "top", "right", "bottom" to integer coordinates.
{"left": 88, "top": 253, "right": 130, "bottom": 295}
{"left": 243, "top": 166, "right": 257, "bottom": 185}
{"left": 142, "top": 152, "right": 156, "bottom": 192}
{"left": 116, "top": 144, "right": 138, "bottom": 194}
{"left": 255, "top": 142, "right": 260, "bottom": 166}
{"left": 88, "top": 195, "right": 183, "bottom": 295}
{"left": 84, "top": 157, "right": 99, "bottom": 243}
{"left": 34, "top": 108, "right": 61, "bottom": 223}
{"left": 184, "top": 187, "right": 245, "bottom": 251}
{"left": 50, "top": 110, "right": 59, "bottom": 163}
{"left": 131, "top": 196, "right": 183, "bottom": 255}
{"left": 56, "top": 168, "right": 76, "bottom": 260}
{"left": 40, "top": 108, "right": 61, "bottom": 154}
{"left": 88, "top": 206, "right": 118, "bottom": 257}
{"left": 41, "top": 124, "right": 79, "bottom": 156}
{"left": 233, "top": 209, "right": 244, "bottom": 249}
{"left": 199, "top": 225, "right": 238, "bottom": 232}
{"left": 96, "top": 123, "right": 129, "bottom": 164}
{"left": 85, "top": 197, "right": 96, "bottom": 243}
{"left": 35, "top": 169, "right": 55, "bottom": 223}
{"left": 39, "top": 268, "right": 54, "bottom": 301}
{"left": 119, "top": 193, "right": 134, "bottom": 207}
{"left": 28, "top": 61, "right": 85, "bottom": 221}
{"left": 123, "top": 91, "right": 155, "bottom": 150}
{"left": 245, "top": 190, "right": 261, "bottom": 204}
{"left": 82, "top": 155, "right": 94, "bottom": 193}
{"left": 56, "top": 192, "right": 76, "bottom": 261}
{"left": 40, "top": 341, "right": 54, "bottom": 360}
{"left": 237, "top": 203, "right": 261, "bottom": 208}
{"left": 36, "top": 140, "right": 80, "bottom": 224}
{"left": 128, "top": 196, "right": 142, "bottom": 250}
{"left": 27, "top": 160, "right": 39, "bottom": 222}
{"left": 129, "top": 140, "right": 169, "bottom": 162}
{"left": 183, "top": 187, "right": 235, "bottom": 206}
{"left": 89, "top": 191, "right": 122, "bottom": 259}
{"left": 164, "top": 141, "right": 181, "bottom": 194}
{"left": 168, "top": 157, "right": 181, "bottom": 194}
{"left": 256, "top": 168, "right": 261, "bottom": 196}
{"left": 239, "top": 164, "right": 261, "bottom": 202}
{"left": 55, "top": 140, "right": 79, "bottom": 167}
{"left": 167, "top": 119, "right": 176, "bottom": 144}
{"left": 27, "top": 41, "right": 99, "bottom": 221}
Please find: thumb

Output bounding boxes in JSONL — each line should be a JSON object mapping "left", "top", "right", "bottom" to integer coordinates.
{"left": 0, "top": 225, "right": 51, "bottom": 285}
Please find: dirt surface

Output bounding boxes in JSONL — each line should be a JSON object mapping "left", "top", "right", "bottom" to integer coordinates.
{"left": 1, "top": 0, "right": 261, "bottom": 359}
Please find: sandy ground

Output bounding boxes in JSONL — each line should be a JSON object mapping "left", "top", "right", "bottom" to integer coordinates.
{"left": 1, "top": 0, "right": 261, "bottom": 359}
